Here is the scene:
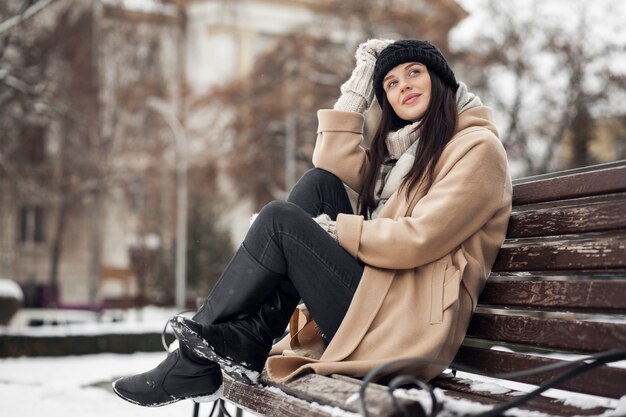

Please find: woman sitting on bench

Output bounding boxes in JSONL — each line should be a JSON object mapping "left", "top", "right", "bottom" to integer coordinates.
{"left": 113, "top": 39, "right": 512, "bottom": 407}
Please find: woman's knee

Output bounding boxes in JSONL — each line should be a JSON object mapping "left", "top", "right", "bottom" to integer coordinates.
{"left": 300, "top": 168, "right": 342, "bottom": 187}
{"left": 250, "top": 201, "right": 310, "bottom": 240}
{"left": 256, "top": 201, "right": 303, "bottom": 225}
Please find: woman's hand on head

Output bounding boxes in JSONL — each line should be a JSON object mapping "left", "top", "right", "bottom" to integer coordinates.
{"left": 333, "top": 39, "right": 395, "bottom": 114}
{"left": 355, "top": 39, "right": 395, "bottom": 63}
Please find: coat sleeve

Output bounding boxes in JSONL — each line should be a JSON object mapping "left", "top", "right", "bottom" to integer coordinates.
{"left": 312, "top": 109, "right": 370, "bottom": 193}
{"left": 336, "top": 135, "right": 510, "bottom": 269}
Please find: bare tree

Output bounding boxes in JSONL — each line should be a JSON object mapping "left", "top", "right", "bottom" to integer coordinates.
{"left": 205, "top": 34, "right": 339, "bottom": 205}
{"left": 0, "top": 0, "right": 180, "bottom": 306}
{"left": 0, "top": 0, "right": 59, "bottom": 35}
{"left": 199, "top": 0, "right": 465, "bottom": 207}
{"left": 452, "top": 0, "right": 626, "bottom": 175}
{"left": 0, "top": 2, "right": 106, "bottom": 305}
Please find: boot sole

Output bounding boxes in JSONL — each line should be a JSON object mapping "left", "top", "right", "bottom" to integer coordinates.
{"left": 170, "top": 316, "right": 261, "bottom": 385}
{"left": 111, "top": 377, "right": 224, "bottom": 407}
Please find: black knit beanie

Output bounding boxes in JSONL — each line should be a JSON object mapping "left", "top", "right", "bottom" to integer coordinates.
{"left": 373, "top": 39, "right": 458, "bottom": 106}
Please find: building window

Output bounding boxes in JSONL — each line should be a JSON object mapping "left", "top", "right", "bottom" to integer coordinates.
{"left": 20, "top": 126, "right": 46, "bottom": 164}
{"left": 19, "top": 206, "right": 45, "bottom": 244}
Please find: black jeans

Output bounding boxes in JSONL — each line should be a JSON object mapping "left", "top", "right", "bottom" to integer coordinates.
{"left": 200, "top": 168, "right": 364, "bottom": 344}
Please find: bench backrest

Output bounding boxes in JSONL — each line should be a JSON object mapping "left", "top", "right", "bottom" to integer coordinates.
{"left": 452, "top": 160, "right": 626, "bottom": 399}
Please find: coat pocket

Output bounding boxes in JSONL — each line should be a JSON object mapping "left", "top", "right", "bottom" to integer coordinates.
{"left": 430, "top": 259, "right": 461, "bottom": 324}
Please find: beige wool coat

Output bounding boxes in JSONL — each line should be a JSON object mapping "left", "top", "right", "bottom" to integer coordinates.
{"left": 266, "top": 106, "right": 512, "bottom": 383}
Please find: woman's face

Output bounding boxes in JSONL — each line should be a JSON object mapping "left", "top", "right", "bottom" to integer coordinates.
{"left": 382, "top": 62, "right": 431, "bottom": 122}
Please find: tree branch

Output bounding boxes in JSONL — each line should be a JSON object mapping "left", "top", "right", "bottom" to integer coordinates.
{"left": 0, "top": 0, "right": 59, "bottom": 35}
{"left": 0, "top": 68, "right": 40, "bottom": 95}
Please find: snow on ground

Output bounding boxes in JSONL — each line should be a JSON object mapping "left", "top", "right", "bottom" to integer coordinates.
{"left": 102, "top": 0, "right": 179, "bottom": 16}
{"left": 1, "top": 306, "right": 181, "bottom": 336}
{"left": 0, "top": 352, "right": 253, "bottom": 417}
{"left": 0, "top": 307, "right": 256, "bottom": 416}
{"left": 0, "top": 307, "right": 253, "bottom": 416}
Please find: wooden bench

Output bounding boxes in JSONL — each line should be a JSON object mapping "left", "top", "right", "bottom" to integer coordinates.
{"left": 216, "top": 160, "right": 626, "bottom": 417}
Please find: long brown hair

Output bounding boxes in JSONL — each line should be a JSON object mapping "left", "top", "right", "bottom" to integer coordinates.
{"left": 357, "top": 73, "right": 458, "bottom": 218}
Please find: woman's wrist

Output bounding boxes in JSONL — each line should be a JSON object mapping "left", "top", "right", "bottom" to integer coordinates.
{"left": 333, "top": 91, "right": 369, "bottom": 113}
{"left": 313, "top": 213, "right": 338, "bottom": 242}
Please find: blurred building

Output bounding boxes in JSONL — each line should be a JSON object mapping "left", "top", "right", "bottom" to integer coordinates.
{"left": 0, "top": 0, "right": 467, "bottom": 308}
{"left": 0, "top": 0, "right": 186, "bottom": 308}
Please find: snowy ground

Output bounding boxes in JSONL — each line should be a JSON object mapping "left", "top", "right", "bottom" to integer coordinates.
{"left": 1, "top": 307, "right": 255, "bottom": 416}
{"left": 2, "top": 306, "right": 182, "bottom": 335}
{"left": 0, "top": 351, "right": 253, "bottom": 417}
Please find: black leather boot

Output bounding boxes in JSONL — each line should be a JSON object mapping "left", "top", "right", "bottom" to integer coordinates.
{"left": 112, "top": 346, "right": 223, "bottom": 407}
{"left": 172, "top": 247, "right": 300, "bottom": 384}
{"left": 191, "top": 244, "right": 289, "bottom": 324}
{"left": 111, "top": 245, "right": 293, "bottom": 404}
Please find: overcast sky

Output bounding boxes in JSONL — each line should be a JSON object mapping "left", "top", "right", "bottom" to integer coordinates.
{"left": 451, "top": 0, "right": 626, "bottom": 56}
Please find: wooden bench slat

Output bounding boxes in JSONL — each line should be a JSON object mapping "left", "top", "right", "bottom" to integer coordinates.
{"left": 490, "top": 269, "right": 626, "bottom": 278}
{"left": 432, "top": 377, "right": 611, "bottom": 416}
{"left": 507, "top": 198, "right": 626, "bottom": 238}
{"left": 223, "top": 376, "right": 334, "bottom": 417}
{"left": 478, "top": 280, "right": 626, "bottom": 311}
{"left": 265, "top": 373, "right": 392, "bottom": 416}
{"left": 512, "top": 164, "right": 626, "bottom": 205}
{"left": 466, "top": 313, "right": 626, "bottom": 352}
{"left": 451, "top": 346, "right": 626, "bottom": 399}
{"left": 262, "top": 373, "right": 425, "bottom": 416}
{"left": 493, "top": 235, "right": 626, "bottom": 271}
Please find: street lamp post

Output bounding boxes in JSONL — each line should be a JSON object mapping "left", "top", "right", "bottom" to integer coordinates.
{"left": 147, "top": 97, "right": 188, "bottom": 310}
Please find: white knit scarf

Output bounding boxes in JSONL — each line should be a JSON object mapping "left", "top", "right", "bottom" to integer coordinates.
{"left": 371, "top": 82, "right": 482, "bottom": 218}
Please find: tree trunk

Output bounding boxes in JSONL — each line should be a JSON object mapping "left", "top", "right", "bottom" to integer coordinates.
{"left": 48, "top": 197, "right": 69, "bottom": 307}
{"left": 569, "top": 101, "right": 594, "bottom": 169}
{"left": 88, "top": 190, "right": 103, "bottom": 310}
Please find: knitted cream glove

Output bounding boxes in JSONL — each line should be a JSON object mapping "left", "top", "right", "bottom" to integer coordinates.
{"left": 313, "top": 213, "right": 338, "bottom": 241}
{"left": 334, "top": 39, "right": 395, "bottom": 113}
